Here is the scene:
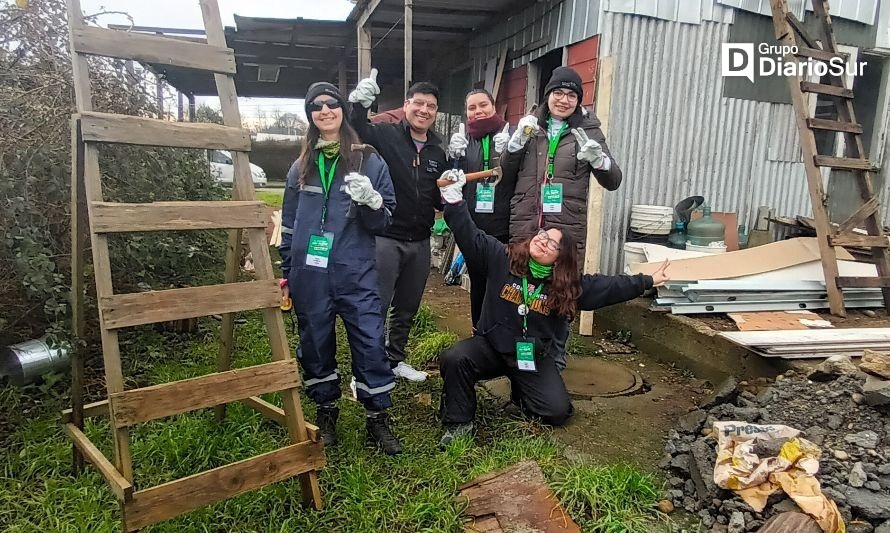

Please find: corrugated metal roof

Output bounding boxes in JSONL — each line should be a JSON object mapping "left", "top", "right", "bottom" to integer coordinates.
{"left": 716, "top": 0, "right": 878, "bottom": 25}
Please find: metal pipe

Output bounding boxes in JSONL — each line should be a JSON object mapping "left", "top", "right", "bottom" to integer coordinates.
{"left": 1, "top": 337, "right": 70, "bottom": 385}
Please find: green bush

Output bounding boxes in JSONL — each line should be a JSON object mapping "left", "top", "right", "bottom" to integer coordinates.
{"left": 0, "top": 0, "right": 225, "bottom": 345}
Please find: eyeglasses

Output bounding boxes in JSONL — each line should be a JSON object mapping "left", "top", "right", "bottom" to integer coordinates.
{"left": 307, "top": 99, "right": 342, "bottom": 112}
{"left": 550, "top": 89, "right": 578, "bottom": 102}
{"left": 407, "top": 99, "right": 438, "bottom": 111}
{"left": 535, "top": 229, "right": 561, "bottom": 252}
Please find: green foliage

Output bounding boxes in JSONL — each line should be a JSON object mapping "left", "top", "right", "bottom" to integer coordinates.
{"left": 0, "top": 1, "right": 225, "bottom": 344}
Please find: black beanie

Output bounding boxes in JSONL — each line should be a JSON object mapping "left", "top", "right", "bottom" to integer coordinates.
{"left": 304, "top": 82, "right": 345, "bottom": 117}
{"left": 543, "top": 66, "right": 583, "bottom": 101}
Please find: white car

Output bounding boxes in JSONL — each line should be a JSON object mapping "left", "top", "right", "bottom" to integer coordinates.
{"left": 208, "top": 149, "right": 267, "bottom": 188}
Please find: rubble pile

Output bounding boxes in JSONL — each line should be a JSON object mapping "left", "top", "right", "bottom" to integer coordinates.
{"left": 660, "top": 354, "right": 890, "bottom": 532}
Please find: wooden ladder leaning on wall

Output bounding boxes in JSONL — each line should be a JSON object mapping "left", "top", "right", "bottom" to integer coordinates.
{"left": 62, "top": 0, "right": 324, "bottom": 530}
{"left": 769, "top": 0, "right": 890, "bottom": 317}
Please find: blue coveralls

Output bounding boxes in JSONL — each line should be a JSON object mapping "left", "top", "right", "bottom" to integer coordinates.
{"left": 279, "top": 150, "right": 397, "bottom": 411}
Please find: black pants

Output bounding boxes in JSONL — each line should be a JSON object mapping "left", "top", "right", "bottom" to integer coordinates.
{"left": 376, "top": 236, "right": 431, "bottom": 364}
{"left": 467, "top": 233, "right": 508, "bottom": 330}
{"left": 439, "top": 335, "right": 573, "bottom": 427}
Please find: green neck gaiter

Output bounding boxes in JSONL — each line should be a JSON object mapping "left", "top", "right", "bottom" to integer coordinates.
{"left": 316, "top": 139, "right": 341, "bottom": 159}
{"left": 528, "top": 258, "right": 553, "bottom": 279}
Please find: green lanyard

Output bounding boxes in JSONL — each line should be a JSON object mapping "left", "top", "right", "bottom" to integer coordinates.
{"left": 481, "top": 135, "right": 491, "bottom": 172}
{"left": 520, "top": 275, "right": 545, "bottom": 337}
{"left": 317, "top": 152, "right": 340, "bottom": 228}
{"left": 545, "top": 118, "right": 567, "bottom": 179}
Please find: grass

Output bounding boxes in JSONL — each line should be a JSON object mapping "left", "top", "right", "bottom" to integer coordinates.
{"left": 257, "top": 190, "right": 284, "bottom": 208}
{"left": 0, "top": 305, "right": 664, "bottom": 532}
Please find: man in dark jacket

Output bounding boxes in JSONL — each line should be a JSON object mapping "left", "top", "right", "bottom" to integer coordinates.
{"left": 348, "top": 69, "right": 448, "bottom": 382}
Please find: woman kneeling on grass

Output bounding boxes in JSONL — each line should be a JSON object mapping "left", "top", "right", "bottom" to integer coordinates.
{"left": 436, "top": 171, "right": 670, "bottom": 446}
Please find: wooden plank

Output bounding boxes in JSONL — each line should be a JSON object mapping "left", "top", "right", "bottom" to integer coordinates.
{"left": 838, "top": 197, "right": 879, "bottom": 234}
{"left": 91, "top": 201, "right": 267, "bottom": 233}
{"left": 240, "top": 396, "right": 320, "bottom": 442}
{"left": 795, "top": 46, "right": 847, "bottom": 62}
{"left": 100, "top": 280, "right": 281, "bottom": 329}
{"left": 786, "top": 13, "right": 818, "bottom": 48}
{"left": 814, "top": 156, "right": 875, "bottom": 171}
{"left": 109, "top": 360, "right": 300, "bottom": 427}
{"left": 806, "top": 118, "right": 863, "bottom": 133}
{"left": 62, "top": 399, "right": 109, "bottom": 423}
{"left": 70, "top": 118, "right": 88, "bottom": 472}
{"left": 829, "top": 234, "right": 889, "bottom": 248}
{"left": 123, "top": 440, "right": 325, "bottom": 531}
{"left": 837, "top": 276, "right": 890, "bottom": 289}
{"left": 71, "top": 26, "right": 235, "bottom": 74}
{"left": 800, "top": 81, "right": 854, "bottom": 98}
{"left": 79, "top": 111, "right": 250, "bottom": 151}
{"left": 404, "top": 0, "right": 413, "bottom": 95}
{"left": 63, "top": 423, "right": 134, "bottom": 501}
{"left": 199, "top": 0, "right": 322, "bottom": 510}
{"left": 215, "top": 229, "right": 242, "bottom": 422}
{"left": 580, "top": 55, "right": 613, "bottom": 337}
{"left": 720, "top": 328, "right": 890, "bottom": 346}
{"left": 490, "top": 47, "right": 509, "bottom": 102}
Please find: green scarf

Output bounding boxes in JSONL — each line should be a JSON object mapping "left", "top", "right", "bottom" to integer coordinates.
{"left": 528, "top": 258, "right": 553, "bottom": 279}
{"left": 315, "top": 139, "right": 341, "bottom": 159}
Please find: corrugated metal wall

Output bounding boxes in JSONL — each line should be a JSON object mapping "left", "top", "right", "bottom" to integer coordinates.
{"left": 597, "top": 12, "right": 811, "bottom": 274}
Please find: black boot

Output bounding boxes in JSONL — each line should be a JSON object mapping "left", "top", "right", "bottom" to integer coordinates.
{"left": 366, "top": 412, "right": 401, "bottom": 455}
{"left": 316, "top": 405, "right": 339, "bottom": 447}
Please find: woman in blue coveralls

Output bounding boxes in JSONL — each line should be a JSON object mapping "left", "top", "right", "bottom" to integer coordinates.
{"left": 279, "top": 82, "right": 401, "bottom": 455}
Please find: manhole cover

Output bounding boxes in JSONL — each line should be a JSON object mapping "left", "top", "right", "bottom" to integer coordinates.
{"left": 562, "top": 358, "right": 644, "bottom": 399}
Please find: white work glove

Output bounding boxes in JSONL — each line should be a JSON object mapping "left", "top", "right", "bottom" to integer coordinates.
{"left": 448, "top": 123, "right": 468, "bottom": 159}
{"left": 439, "top": 169, "right": 466, "bottom": 205}
{"left": 348, "top": 68, "right": 380, "bottom": 109}
{"left": 507, "top": 114, "right": 540, "bottom": 153}
{"left": 571, "top": 128, "right": 610, "bottom": 170}
{"left": 344, "top": 172, "right": 383, "bottom": 210}
{"left": 492, "top": 123, "right": 510, "bottom": 154}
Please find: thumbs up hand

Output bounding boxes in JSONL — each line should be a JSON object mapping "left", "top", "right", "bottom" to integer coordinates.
{"left": 492, "top": 123, "right": 510, "bottom": 154}
{"left": 448, "top": 123, "right": 468, "bottom": 159}
{"left": 348, "top": 68, "right": 380, "bottom": 108}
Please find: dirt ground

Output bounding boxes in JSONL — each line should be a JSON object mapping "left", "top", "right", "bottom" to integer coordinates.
{"left": 421, "top": 271, "right": 706, "bottom": 473}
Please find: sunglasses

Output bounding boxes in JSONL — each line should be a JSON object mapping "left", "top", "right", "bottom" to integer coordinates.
{"left": 535, "top": 229, "right": 561, "bottom": 252}
{"left": 307, "top": 98, "right": 342, "bottom": 112}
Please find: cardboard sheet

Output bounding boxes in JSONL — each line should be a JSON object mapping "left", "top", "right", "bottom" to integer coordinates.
{"left": 630, "top": 238, "right": 855, "bottom": 280}
{"left": 728, "top": 311, "right": 830, "bottom": 331}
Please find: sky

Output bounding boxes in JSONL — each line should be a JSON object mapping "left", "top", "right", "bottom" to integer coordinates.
{"left": 78, "top": 0, "right": 357, "bottom": 120}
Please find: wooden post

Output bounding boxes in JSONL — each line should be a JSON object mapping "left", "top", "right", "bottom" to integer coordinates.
{"left": 187, "top": 93, "right": 196, "bottom": 122}
{"left": 338, "top": 60, "right": 347, "bottom": 96}
{"left": 177, "top": 91, "right": 184, "bottom": 121}
{"left": 69, "top": 118, "right": 87, "bottom": 472}
{"left": 357, "top": 26, "right": 371, "bottom": 79}
{"left": 579, "top": 56, "right": 614, "bottom": 336}
{"left": 404, "top": 0, "right": 413, "bottom": 94}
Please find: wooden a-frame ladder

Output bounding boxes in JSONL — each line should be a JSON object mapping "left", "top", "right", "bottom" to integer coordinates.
{"left": 62, "top": 1, "right": 323, "bottom": 529}
{"left": 769, "top": 0, "right": 890, "bottom": 316}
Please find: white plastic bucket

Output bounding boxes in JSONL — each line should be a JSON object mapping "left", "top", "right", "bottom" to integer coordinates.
{"left": 630, "top": 205, "right": 673, "bottom": 235}
{"left": 623, "top": 242, "right": 647, "bottom": 271}
{"left": 685, "top": 242, "right": 727, "bottom": 254}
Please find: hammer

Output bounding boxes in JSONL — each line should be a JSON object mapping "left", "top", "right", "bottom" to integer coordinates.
{"left": 436, "top": 159, "right": 502, "bottom": 188}
{"left": 344, "top": 144, "right": 380, "bottom": 218}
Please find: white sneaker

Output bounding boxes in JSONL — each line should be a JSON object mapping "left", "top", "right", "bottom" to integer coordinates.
{"left": 392, "top": 361, "right": 428, "bottom": 382}
{"left": 349, "top": 376, "right": 358, "bottom": 401}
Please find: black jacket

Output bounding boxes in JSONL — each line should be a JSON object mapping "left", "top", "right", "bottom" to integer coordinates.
{"left": 453, "top": 128, "right": 516, "bottom": 241}
{"left": 444, "top": 200, "right": 652, "bottom": 359}
{"left": 349, "top": 104, "right": 447, "bottom": 241}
